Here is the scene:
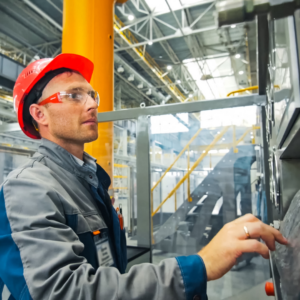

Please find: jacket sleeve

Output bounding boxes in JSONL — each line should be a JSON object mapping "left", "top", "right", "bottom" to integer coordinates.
{"left": 0, "top": 177, "right": 207, "bottom": 300}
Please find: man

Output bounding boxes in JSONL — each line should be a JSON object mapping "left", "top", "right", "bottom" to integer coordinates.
{"left": 0, "top": 53, "right": 287, "bottom": 300}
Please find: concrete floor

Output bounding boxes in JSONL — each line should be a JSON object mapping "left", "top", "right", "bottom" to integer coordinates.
{"left": 152, "top": 250, "right": 272, "bottom": 299}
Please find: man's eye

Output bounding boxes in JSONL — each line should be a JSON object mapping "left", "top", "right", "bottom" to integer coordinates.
{"left": 88, "top": 91, "right": 95, "bottom": 99}
{"left": 70, "top": 93, "right": 79, "bottom": 99}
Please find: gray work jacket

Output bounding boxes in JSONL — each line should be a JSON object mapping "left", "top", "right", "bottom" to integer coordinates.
{"left": 0, "top": 138, "right": 207, "bottom": 300}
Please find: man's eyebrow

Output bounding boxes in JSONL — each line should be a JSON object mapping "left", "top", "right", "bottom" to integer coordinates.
{"left": 67, "top": 86, "right": 94, "bottom": 92}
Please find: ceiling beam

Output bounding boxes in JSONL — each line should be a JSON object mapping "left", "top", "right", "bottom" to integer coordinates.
{"left": 22, "top": 0, "right": 63, "bottom": 31}
{"left": 114, "top": 24, "right": 217, "bottom": 52}
{"left": 0, "top": 123, "right": 20, "bottom": 133}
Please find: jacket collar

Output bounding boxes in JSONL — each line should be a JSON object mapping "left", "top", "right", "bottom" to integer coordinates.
{"left": 38, "top": 138, "right": 111, "bottom": 189}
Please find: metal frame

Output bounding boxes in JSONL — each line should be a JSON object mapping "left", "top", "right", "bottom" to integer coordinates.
{"left": 115, "top": 0, "right": 217, "bottom": 51}
{"left": 276, "top": 15, "right": 300, "bottom": 148}
{"left": 136, "top": 115, "right": 152, "bottom": 251}
{"left": 0, "top": 123, "right": 20, "bottom": 133}
{"left": 97, "top": 94, "right": 266, "bottom": 122}
{"left": 97, "top": 94, "right": 266, "bottom": 252}
{"left": 256, "top": 14, "right": 273, "bottom": 225}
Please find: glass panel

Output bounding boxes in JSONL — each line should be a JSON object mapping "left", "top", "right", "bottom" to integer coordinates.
{"left": 271, "top": 17, "right": 293, "bottom": 136}
{"left": 110, "top": 120, "right": 138, "bottom": 248}
{"left": 150, "top": 106, "right": 269, "bottom": 299}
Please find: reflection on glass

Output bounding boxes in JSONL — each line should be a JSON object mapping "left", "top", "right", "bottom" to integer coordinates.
{"left": 112, "top": 120, "right": 137, "bottom": 247}
{"left": 272, "top": 17, "right": 293, "bottom": 136}
{"left": 150, "top": 106, "right": 268, "bottom": 299}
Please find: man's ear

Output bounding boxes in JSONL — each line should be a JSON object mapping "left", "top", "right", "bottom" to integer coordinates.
{"left": 29, "top": 104, "right": 48, "bottom": 126}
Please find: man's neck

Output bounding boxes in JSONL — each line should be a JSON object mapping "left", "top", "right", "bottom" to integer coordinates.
{"left": 43, "top": 136, "right": 84, "bottom": 160}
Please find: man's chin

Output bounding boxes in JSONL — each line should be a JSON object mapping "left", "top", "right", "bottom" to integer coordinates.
{"left": 83, "top": 131, "right": 98, "bottom": 143}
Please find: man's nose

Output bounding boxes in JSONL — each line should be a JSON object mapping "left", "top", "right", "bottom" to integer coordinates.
{"left": 85, "top": 94, "right": 99, "bottom": 110}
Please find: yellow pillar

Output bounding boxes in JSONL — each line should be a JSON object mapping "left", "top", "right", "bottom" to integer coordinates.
{"left": 62, "top": 0, "right": 128, "bottom": 190}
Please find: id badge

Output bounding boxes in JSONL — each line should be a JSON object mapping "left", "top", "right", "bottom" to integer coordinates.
{"left": 93, "top": 231, "right": 114, "bottom": 267}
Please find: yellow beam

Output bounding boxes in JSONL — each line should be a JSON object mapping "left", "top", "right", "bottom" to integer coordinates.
{"left": 114, "top": 163, "right": 129, "bottom": 168}
{"left": 227, "top": 85, "right": 280, "bottom": 97}
{"left": 152, "top": 126, "right": 230, "bottom": 216}
{"left": 227, "top": 86, "right": 258, "bottom": 97}
{"left": 63, "top": 0, "right": 116, "bottom": 191}
{"left": 151, "top": 125, "right": 261, "bottom": 216}
{"left": 151, "top": 128, "right": 203, "bottom": 192}
{"left": 114, "top": 15, "right": 187, "bottom": 102}
{"left": 233, "top": 125, "right": 238, "bottom": 153}
{"left": 236, "top": 126, "right": 260, "bottom": 145}
{"left": 187, "top": 146, "right": 191, "bottom": 202}
{"left": 113, "top": 175, "right": 127, "bottom": 179}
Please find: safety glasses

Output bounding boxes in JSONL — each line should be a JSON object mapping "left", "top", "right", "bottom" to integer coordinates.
{"left": 38, "top": 90, "right": 100, "bottom": 107}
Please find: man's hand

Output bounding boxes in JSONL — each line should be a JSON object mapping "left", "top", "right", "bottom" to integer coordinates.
{"left": 198, "top": 214, "right": 288, "bottom": 281}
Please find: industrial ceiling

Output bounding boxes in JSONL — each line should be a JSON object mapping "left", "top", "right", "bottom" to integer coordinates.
{"left": 0, "top": 0, "right": 257, "bottom": 151}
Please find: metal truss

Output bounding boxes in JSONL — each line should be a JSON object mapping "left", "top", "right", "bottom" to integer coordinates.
{"left": 115, "top": 0, "right": 223, "bottom": 100}
{"left": 22, "top": 0, "right": 62, "bottom": 31}
{"left": 114, "top": 0, "right": 215, "bottom": 101}
{"left": 115, "top": 0, "right": 216, "bottom": 52}
{"left": 11, "top": 0, "right": 61, "bottom": 37}
{"left": 177, "top": 1, "right": 220, "bottom": 99}
{"left": 0, "top": 36, "right": 61, "bottom": 65}
{"left": 117, "top": 0, "right": 215, "bottom": 17}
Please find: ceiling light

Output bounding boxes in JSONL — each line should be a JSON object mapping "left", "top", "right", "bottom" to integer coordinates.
{"left": 167, "top": 65, "right": 172, "bottom": 70}
{"left": 177, "top": 80, "right": 181, "bottom": 84}
{"left": 148, "top": 41, "right": 153, "bottom": 45}
{"left": 128, "top": 15, "right": 135, "bottom": 21}
{"left": 231, "top": 24, "right": 236, "bottom": 28}
{"left": 117, "top": 66, "right": 124, "bottom": 73}
{"left": 239, "top": 71, "right": 244, "bottom": 75}
{"left": 128, "top": 74, "right": 134, "bottom": 81}
{"left": 189, "top": 94, "right": 193, "bottom": 98}
{"left": 201, "top": 74, "right": 213, "bottom": 80}
{"left": 159, "top": 56, "right": 163, "bottom": 58}
{"left": 235, "top": 54, "right": 241, "bottom": 59}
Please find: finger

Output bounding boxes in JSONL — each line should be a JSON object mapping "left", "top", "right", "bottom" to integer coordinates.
{"left": 249, "top": 222, "right": 287, "bottom": 245}
{"left": 240, "top": 222, "right": 275, "bottom": 250}
{"left": 269, "top": 226, "right": 288, "bottom": 245}
{"left": 242, "top": 222, "right": 288, "bottom": 250}
{"left": 239, "top": 240, "right": 270, "bottom": 259}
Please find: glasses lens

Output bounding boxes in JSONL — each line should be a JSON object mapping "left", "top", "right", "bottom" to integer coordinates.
{"left": 95, "top": 91, "right": 100, "bottom": 106}
{"left": 87, "top": 90, "right": 99, "bottom": 106}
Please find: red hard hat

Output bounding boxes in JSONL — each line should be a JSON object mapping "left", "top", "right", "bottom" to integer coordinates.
{"left": 13, "top": 53, "right": 94, "bottom": 139}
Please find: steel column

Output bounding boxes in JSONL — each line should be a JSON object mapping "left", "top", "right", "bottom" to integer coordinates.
{"left": 136, "top": 115, "right": 152, "bottom": 253}
{"left": 63, "top": 0, "right": 116, "bottom": 188}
